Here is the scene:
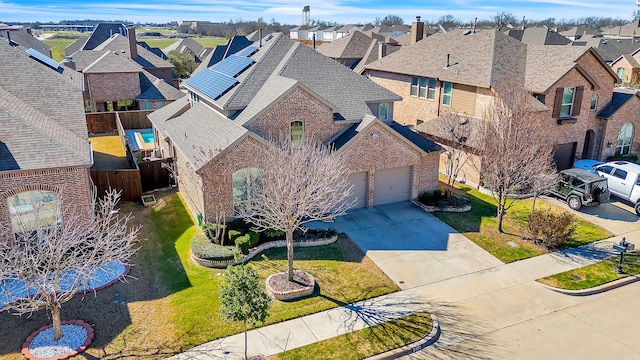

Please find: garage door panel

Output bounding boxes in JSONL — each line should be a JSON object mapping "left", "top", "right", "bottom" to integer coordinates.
{"left": 374, "top": 166, "right": 412, "bottom": 206}
{"left": 346, "top": 171, "right": 367, "bottom": 209}
{"left": 554, "top": 142, "right": 577, "bottom": 171}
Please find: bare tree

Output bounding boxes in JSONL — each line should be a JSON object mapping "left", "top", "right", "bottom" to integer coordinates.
{"left": 529, "top": 169, "right": 560, "bottom": 213}
{"left": 494, "top": 12, "right": 517, "bottom": 30}
{"left": 236, "top": 138, "right": 353, "bottom": 282}
{"left": 0, "top": 189, "right": 140, "bottom": 341}
{"left": 439, "top": 112, "right": 477, "bottom": 194}
{"left": 479, "top": 80, "right": 556, "bottom": 233}
{"left": 381, "top": 15, "right": 404, "bottom": 26}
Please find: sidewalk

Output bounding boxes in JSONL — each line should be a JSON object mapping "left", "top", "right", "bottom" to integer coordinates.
{"left": 167, "top": 230, "right": 640, "bottom": 360}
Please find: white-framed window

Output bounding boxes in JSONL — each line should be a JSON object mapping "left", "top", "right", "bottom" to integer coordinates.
{"left": 616, "top": 122, "right": 634, "bottom": 156}
{"left": 418, "top": 77, "right": 427, "bottom": 98}
{"left": 560, "top": 87, "right": 575, "bottom": 117}
{"left": 290, "top": 120, "right": 304, "bottom": 147}
{"left": 442, "top": 82, "right": 453, "bottom": 106}
{"left": 7, "top": 190, "right": 61, "bottom": 233}
{"left": 427, "top": 78, "right": 437, "bottom": 100}
{"left": 232, "top": 168, "right": 262, "bottom": 214}
{"left": 617, "top": 67, "right": 625, "bottom": 79}
{"left": 590, "top": 95, "right": 598, "bottom": 111}
{"left": 378, "top": 103, "right": 389, "bottom": 121}
{"left": 410, "top": 76, "right": 418, "bottom": 97}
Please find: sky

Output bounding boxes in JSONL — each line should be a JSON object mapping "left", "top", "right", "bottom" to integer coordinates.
{"left": 0, "top": 0, "right": 638, "bottom": 25}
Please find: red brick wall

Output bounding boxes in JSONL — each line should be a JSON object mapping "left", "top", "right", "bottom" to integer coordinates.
{"left": 85, "top": 72, "right": 141, "bottom": 104}
{"left": 601, "top": 95, "right": 640, "bottom": 160}
{"left": 0, "top": 167, "right": 93, "bottom": 229}
{"left": 247, "top": 87, "right": 344, "bottom": 144}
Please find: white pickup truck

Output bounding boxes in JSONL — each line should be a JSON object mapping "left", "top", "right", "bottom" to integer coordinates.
{"left": 595, "top": 161, "right": 640, "bottom": 215}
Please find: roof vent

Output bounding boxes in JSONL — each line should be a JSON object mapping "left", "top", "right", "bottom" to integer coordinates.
{"left": 462, "top": 30, "right": 472, "bottom": 35}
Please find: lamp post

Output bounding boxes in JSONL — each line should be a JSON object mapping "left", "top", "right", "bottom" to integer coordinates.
{"left": 612, "top": 237, "right": 635, "bottom": 274}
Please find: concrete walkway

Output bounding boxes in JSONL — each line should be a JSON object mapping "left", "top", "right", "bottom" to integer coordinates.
{"left": 168, "top": 202, "right": 640, "bottom": 360}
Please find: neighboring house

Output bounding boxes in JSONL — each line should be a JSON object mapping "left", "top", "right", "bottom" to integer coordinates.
{"left": 322, "top": 26, "right": 336, "bottom": 42}
{"left": 560, "top": 25, "right": 600, "bottom": 41}
{"left": 0, "top": 39, "right": 93, "bottom": 230}
{"left": 62, "top": 24, "right": 183, "bottom": 113}
{"left": 192, "top": 35, "right": 254, "bottom": 74}
{"left": 595, "top": 89, "right": 640, "bottom": 159}
{"left": 334, "top": 25, "right": 354, "bottom": 40}
{"left": 62, "top": 45, "right": 184, "bottom": 112}
{"left": 363, "top": 26, "right": 621, "bottom": 185}
{"left": 505, "top": 27, "right": 572, "bottom": 45}
{"left": 162, "top": 37, "right": 208, "bottom": 62}
{"left": 572, "top": 37, "right": 640, "bottom": 64}
{"left": 66, "top": 23, "right": 177, "bottom": 85}
{"left": 0, "top": 30, "right": 51, "bottom": 57}
{"left": 148, "top": 33, "right": 440, "bottom": 222}
{"left": 610, "top": 53, "right": 640, "bottom": 85}
{"left": 316, "top": 31, "right": 400, "bottom": 70}
{"left": 289, "top": 25, "right": 311, "bottom": 40}
{"left": 602, "top": 19, "right": 640, "bottom": 38}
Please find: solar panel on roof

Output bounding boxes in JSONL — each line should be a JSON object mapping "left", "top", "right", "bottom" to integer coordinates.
{"left": 25, "top": 48, "right": 60, "bottom": 71}
{"left": 238, "top": 46, "right": 258, "bottom": 57}
{"left": 212, "top": 55, "right": 254, "bottom": 77}
{"left": 186, "top": 68, "right": 238, "bottom": 100}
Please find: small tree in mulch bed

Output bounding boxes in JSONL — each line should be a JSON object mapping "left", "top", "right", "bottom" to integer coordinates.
{"left": 219, "top": 264, "right": 271, "bottom": 360}
{"left": 0, "top": 189, "right": 140, "bottom": 343}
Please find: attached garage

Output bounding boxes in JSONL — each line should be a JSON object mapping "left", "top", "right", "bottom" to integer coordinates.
{"left": 346, "top": 171, "right": 368, "bottom": 209}
{"left": 553, "top": 142, "right": 577, "bottom": 171}
{"left": 373, "top": 166, "right": 412, "bottom": 205}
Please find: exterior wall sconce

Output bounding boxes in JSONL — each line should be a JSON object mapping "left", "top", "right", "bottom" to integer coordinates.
{"left": 371, "top": 133, "right": 378, "bottom": 138}
{"left": 606, "top": 142, "right": 613, "bottom": 148}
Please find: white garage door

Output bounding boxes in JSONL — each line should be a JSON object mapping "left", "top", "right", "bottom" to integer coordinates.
{"left": 346, "top": 171, "right": 368, "bottom": 209}
{"left": 374, "top": 166, "right": 412, "bottom": 206}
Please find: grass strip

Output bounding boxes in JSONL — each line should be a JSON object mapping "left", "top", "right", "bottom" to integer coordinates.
{"left": 269, "top": 312, "right": 433, "bottom": 360}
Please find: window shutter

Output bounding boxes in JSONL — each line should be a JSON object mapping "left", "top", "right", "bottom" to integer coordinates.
{"left": 572, "top": 86, "right": 584, "bottom": 116}
{"left": 552, "top": 87, "right": 563, "bottom": 118}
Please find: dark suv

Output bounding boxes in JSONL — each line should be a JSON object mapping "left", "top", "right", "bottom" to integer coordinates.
{"left": 548, "top": 168, "right": 610, "bottom": 210}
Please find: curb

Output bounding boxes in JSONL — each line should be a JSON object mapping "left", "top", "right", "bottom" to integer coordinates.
{"left": 539, "top": 274, "right": 640, "bottom": 296}
{"left": 366, "top": 314, "right": 440, "bottom": 360}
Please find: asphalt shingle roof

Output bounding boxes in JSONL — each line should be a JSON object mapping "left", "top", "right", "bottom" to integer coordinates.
{"left": 83, "top": 50, "right": 142, "bottom": 73}
{"left": 506, "top": 28, "right": 571, "bottom": 45}
{"left": 0, "top": 41, "right": 90, "bottom": 171}
{"left": 137, "top": 71, "right": 185, "bottom": 101}
{"left": 365, "top": 29, "right": 528, "bottom": 88}
{"left": 94, "top": 34, "right": 174, "bottom": 69}
{"left": 597, "top": 91, "right": 637, "bottom": 119}
{"left": 316, "top": 31, "right": 375, "bottom": 59}
{"left": 0, "top": 31, "right": 51, "bottom": 56}
{"left": 525, "top": 45, "right": 590, "bottom": 93}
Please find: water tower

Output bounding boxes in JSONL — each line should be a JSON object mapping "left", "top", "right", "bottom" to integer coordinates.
{"left": 302, "top": 5, "right": 310, "bottom": 26}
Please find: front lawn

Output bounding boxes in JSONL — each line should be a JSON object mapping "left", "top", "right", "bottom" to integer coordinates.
{"left": 270, "top": 312, "right": 433, "bottom": 360}
{"left": 0, "top": 191, "right": 398, "bottom": 359}
{"left": 434, "top": 183, "right": 613, "bottom": 263}
{"left": 538, "top": 251, "right": 640, "bottom": 290}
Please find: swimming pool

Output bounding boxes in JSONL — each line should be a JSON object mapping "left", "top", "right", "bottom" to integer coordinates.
{"left": 125, "top": 128, "right": 155, "bottom": 152}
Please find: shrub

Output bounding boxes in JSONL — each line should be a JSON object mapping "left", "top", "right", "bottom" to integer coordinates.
{"left": 191, "top": 235, "right": 235, "bottom": 260}
{"left": 419, "top": 191, "right": 432, "bottom": 204}
{"left": 433, "top": 189, "right": 442, "bottom": 201}
{"left": 227, "top": 218, "right": 251, "bottom": 233}
{"left": 248, "top": 231, "right": 260, "bottom": 247}
{"left": 606, "top": 154, "right": 638, "bottom": 163}
{"left": 235, "top": 234, "right": 251, "bottom": 254}
{"left": 527, "top": 209, "right": 576, "bottom": 249}
{"left": 228, "top": 230, "right": 243, "bottom": 242}
{"left": 264, "top": 229, "right": 285, "bottom": 241}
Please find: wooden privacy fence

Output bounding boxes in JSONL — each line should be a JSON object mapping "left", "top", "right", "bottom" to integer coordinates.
{"left": 86, "top": 112, "right": 117, "bottom": 133}
{"left": 118, "top": 110, "right": 153, "bottom": 129}
{"left": 139, "top": 160, "right": 171, "bottom": 192}
{"left": 90, "top": 170, "right": 142, "bottom": 201}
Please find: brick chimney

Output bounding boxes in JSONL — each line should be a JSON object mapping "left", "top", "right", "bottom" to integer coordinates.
{"left": 411, "top": 16, "right": 424, "bottom": 45}
{"left": 127, "top": 27, "right": 138, "bottom": 59}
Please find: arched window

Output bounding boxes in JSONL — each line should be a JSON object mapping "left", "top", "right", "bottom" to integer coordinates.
{"left": 616, "top": 122, "right": 634, "bottom": 156}
{"left": 7, "top": 190, "right": 60, "bottom": 232}
{"left": 378, "top": 103, "right": 389, "bottom": 121}
{"left": 232, "top": 168, "right": 262, "bottom": 214}
{"left": 290, "top": 121, "right": 304, "bottom": 147}
{"left": 617, "top": 67, "right": 625, "bottom": 79}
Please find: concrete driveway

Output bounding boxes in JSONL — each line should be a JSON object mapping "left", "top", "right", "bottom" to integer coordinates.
{"left": 316, "top": 202, "right": 504, "bottom": 290}
{"left": 541, "top": 195, "right": 640, "bottom": 235}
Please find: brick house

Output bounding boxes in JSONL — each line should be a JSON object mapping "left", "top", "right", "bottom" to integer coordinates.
{"left": 363, "top": 22, "right": 624, "bottom": 185}
{"left": 149, "top": 34, "right": 440, "bottom": 222}
{"left": 0, "top": 40, "right": 93, "bottom": 231}
{"left": 610, "top": 52, "right": 640, "bottom": 86}
{"left": 63, "top": 23, "right": 183, "bottom": 112}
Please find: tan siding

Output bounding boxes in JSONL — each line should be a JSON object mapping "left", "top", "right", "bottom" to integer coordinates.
{"left": 451, "top": 83, "right": 477, "bottom": 116}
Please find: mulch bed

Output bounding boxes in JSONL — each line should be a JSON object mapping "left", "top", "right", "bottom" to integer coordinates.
{"left": 267, "top": 269, "right": 315, "bottom": 293}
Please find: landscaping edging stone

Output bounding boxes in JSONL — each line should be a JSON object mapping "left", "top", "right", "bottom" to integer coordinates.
{"left": 22, "top": 320, "right": 94, "bottom": 360}
{"left": 366, "top": 314, "right": 440, "bottom": 360}
{"left": 412, "top": 200, "right": 471, "bottom": 213}
{"left": 265, "top": 271, "right": 316, "bottom": 301}
{"left": 539, "top": 274, "right": 640, "bottom": 296}
{"left": 191, "top": 234, "right": 339, "bottom": 269}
